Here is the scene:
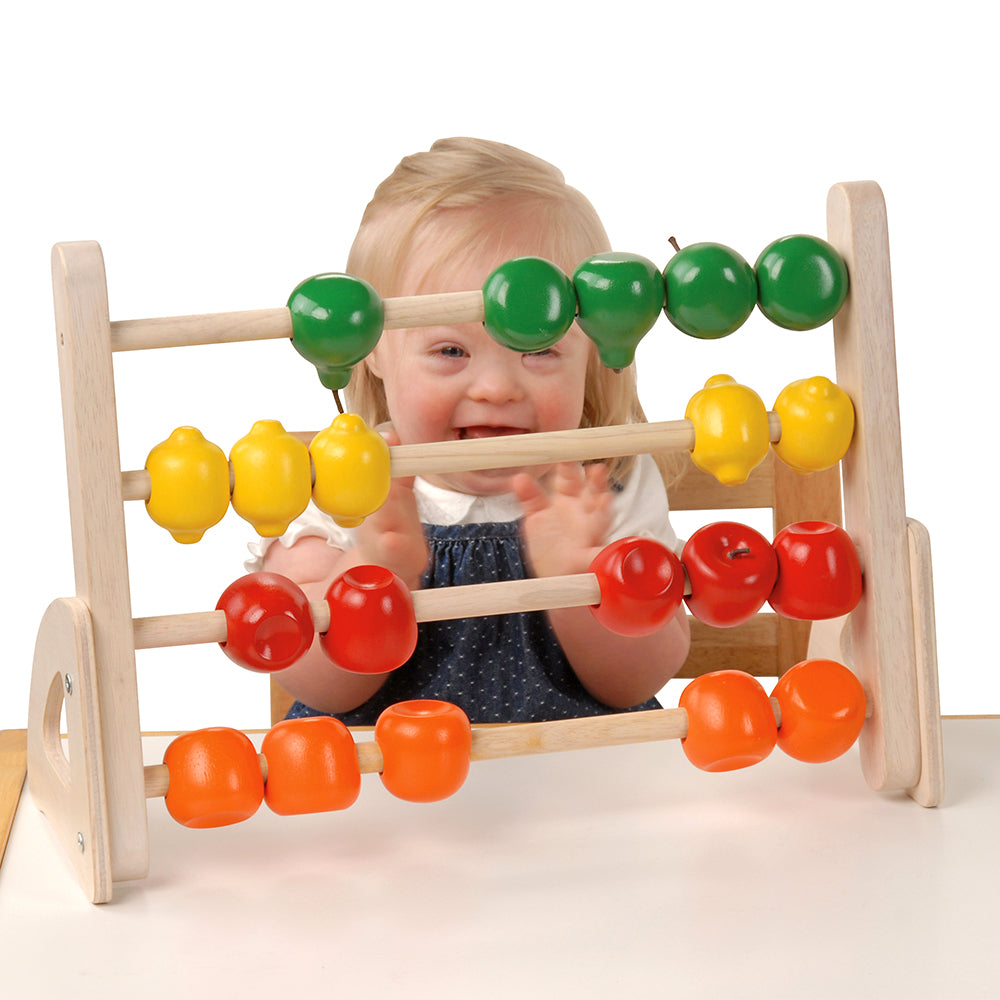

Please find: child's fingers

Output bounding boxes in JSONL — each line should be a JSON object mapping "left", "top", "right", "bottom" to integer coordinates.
{"left": 552, "top": 462, "right": 586, "bottom": 497}
{"left": 512, "top": 472, "right": 550, "bottom": 516}
{"left": 584, "top": 462, "right": 610, "bottom": 494}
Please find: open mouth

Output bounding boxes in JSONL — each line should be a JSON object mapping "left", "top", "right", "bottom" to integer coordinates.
{"left": 456, "top": 426, "right": 529, "bottom": 440}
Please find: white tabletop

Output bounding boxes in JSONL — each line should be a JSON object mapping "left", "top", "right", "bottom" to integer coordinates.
{"left": 2, "top": 718, "right": 998, "bottom": 999}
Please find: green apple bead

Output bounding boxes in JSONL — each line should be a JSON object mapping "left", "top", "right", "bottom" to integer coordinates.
{"left": 573, "top": 252, "right": 665, "bottom": 369}
{"left": 663, "top": 243, "right": 757, "bottom": 340}
{"left": 482, "top": 256, "right": 576, "bottom": 352}
{"left": 288, "top": 273, "right": 384, "bottom": 390}
{"left": 755, "top": 234, "right": 849, "bottom": 330}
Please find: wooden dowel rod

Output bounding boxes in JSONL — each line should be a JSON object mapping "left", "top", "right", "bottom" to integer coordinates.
{"left": 133, "top": 610, "right": 228, "bottom": 649}
{"left": 415, "top": 573, "right": 601, "bottom": 622}
{"left": 121, "top": 470, "right": 150, "bottom": 502}
{"left": 143, "top": 708, "right": 693, "bottom": 798}
{"left": 120, "top": 414, "right": 783, "bottom": 502}
{"left": 109, "top": 290, "right": 485, "bottom": 352}
{"left": 142, "top": 699, "right": 793, "bottom": 801}
{"left": 384, "top": 290, "right": 484, "bottom": 330}
{"left": 145, "top": 698, "right": 804, "bottom": 799}
{"left": 388, "top": 419, "right": 700, "bottom": 477}
{"left": 110, "top": 309, "right": 292, "bottom": 352}
{"left": 469, "top": 708, "right": 691, "bottom": 760}
{"left": 132, "top": 573, "right": 605, "bottom": 650}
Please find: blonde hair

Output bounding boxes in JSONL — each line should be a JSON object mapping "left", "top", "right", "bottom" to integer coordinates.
{"left": 344, "top": 137, "right": 684, "bottom": 487}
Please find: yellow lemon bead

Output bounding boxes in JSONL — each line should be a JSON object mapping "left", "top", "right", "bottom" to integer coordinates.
{"left": 309, "top": 413, "right": 391, "bottom": 527}
{"left": 772, "top": 376, "right": 855, "bottom": 473}
{"left": 230, "top": 420, "right": 312, "bottom": 537}
{"left": 145, "top": 427, "right": 231, "bottom": 543}
{"left": 685, "top": 375, "right": 770, "bottom": 486}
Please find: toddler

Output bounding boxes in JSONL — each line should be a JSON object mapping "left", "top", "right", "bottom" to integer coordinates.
{"left": 248, "top": 137, "right": 691, "bottom": 724}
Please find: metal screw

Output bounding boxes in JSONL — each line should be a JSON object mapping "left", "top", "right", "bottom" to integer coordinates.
{"left": 64, "top": 674, "right": 73, "bottom": 696}
{"left": 77, "top": 832, "right": 85, "bottom": 853}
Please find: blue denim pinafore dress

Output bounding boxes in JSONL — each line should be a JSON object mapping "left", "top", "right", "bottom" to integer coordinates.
{"left": 285, "top": 521, "right": 661, "bottom": 725}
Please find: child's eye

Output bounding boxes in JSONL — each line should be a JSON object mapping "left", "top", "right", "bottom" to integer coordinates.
{"left": 523, "top": 347, "right": 559, "bottom": 363}
{"left": 437, "top": 345, "right": 467, "bottom": 359}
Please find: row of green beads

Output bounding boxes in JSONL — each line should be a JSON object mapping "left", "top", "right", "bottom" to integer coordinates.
{"left": 288, "top": 234, "right": 848, "bottom": 388}
{"left": 662, "top": 235, "right": 848, "bottom": 341}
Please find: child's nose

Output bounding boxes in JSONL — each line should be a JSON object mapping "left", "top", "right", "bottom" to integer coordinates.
{"left": 468, "top": 353, "right": 525, "bottom": 403}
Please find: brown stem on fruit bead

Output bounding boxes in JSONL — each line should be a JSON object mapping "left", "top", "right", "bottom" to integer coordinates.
{"left": 726, "top": 548, "right": 752, "bottom": 559}
{"left": 668, "top": 236, "right": 682, "bottom": 253}
{"left": 333, "top": 389, "right": 345, "bottom": 415}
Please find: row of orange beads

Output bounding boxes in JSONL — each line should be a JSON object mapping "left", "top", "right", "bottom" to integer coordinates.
{"left": 163, "top": 701, "right": 472, "bottom": 828}
{"left": 163, "top": 660, "right": 864, "bottom": 828}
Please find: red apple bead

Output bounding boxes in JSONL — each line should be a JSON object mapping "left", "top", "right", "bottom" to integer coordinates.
{"left": 589, "top": 536, "right": 685, "bottom": 636}
{"left": 163, "top": 728, "right": 264, "bottom": 828}
{"left": 375, "top": 700, "right": 472, "bottom": 803}
{"left": 216, "top": 572, "right": 315, "bottom": 673}
{"left": 682, "top": 521, "right": 778, "bottom": 627}
{"left": 769, "top": 520, "right": 863, "bottom": 620}
{"left": 772, "top": 659, "right": 866, "bottom": 763}
{"left": 678, "top": 670, "right": 777, "bottom": 772}
{"left": 262, "top": 717, "right": 361, "bottom": 815}
{"left": 321, "top": 565, "right": 418, "bottom": 674}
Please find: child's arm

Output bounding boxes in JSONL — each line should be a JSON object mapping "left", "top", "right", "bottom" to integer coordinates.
{"left": 262, "top": 473, "right": 429, "bottom": 714}
{"left": 514, "top": 463, "right": 691, "bottom": 708}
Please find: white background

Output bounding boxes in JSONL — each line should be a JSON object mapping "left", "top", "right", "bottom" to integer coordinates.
{"left": 1, "top": 1, "right": 995, "bottom": 732}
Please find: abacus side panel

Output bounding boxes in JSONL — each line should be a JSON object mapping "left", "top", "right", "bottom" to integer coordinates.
{"left": 27, "top": 598, "right": 113, "bottom": 902}
{"left": 51, "top": 242, "right": 148, "bottom": 881}
{"left": 826, "top": 183, "right": 922, "bottom": 792}
{"left": 905, "top": 518, "right": 945, "bottom": 807}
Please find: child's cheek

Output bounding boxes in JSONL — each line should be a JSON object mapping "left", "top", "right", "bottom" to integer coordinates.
{"left": 394, "top": 383, "right": 457, "bottom": 444}
{"left": 535, "top": 381, "right": 588, "bottom": 433}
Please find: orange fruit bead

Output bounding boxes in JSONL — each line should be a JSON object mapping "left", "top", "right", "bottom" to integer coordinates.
{"left": 772, "top": 659, "right": 867, "bottom": 763}
{"left": 163, "top": 728, "right": 264, "bottom": 828}
{"left": 678, "top": 670, "right": 777, "bottom": 772}
{"left": 375, "top": 700, "right": 472, "bottom": 803}
{"left": 262, "top": 717, "right": 361, "bottom": 815}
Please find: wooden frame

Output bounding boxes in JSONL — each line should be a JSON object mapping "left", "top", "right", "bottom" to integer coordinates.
{"left": 27, "top": 181, "right": 944, "bottom": 904}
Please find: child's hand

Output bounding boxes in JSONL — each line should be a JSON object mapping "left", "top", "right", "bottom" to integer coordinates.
{"left": 514, "top": 462, "right": 612, "bottom": 578}
{"left": 352, "top": 428, "right": 428, "bottom": 589}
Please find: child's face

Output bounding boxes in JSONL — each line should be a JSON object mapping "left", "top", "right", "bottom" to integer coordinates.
{"left": 366, "top": 248, "right": 592, "bottom": 496}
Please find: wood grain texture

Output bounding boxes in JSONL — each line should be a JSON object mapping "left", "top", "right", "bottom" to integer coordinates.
{"left": 906, "top": 518, "right": 945, "bottom": 806}
{"left": 27, "top": 599, "right": 113, "bottom": 902}
{"left": 828, "top": 182, "right": 922, "bottom": 792}
{"left": 107, "top": 289, "right": 485, "bottom": 352}
{"left": 0, "top": 729, "right": 27, "bottom": 873}
{"left": 51, "top": 242, "right": 148, "bottom": 883}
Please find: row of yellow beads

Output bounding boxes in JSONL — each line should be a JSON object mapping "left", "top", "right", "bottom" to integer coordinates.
{"left": 145, "top": 414, "right": 390, "bottom": 543}
{"left": 143, "top": 375, "right": 854, "bottom": 543}
{"left": 687, "top": 374, "right": 854, "bottom": 485}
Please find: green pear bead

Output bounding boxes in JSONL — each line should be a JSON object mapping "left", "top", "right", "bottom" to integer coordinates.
{"left": 755, "top": 234, "right": 849, "bottom": 330}
{"left": 482, "top": 256, "right": 576, "bottom": 352}
{"left": 663, "top": 243, "right": 757, "bottom": 340}
{"left": 573, "top": 252, "right": 665, "bottom": 369}
{"left": 288, "top": 273, "right": 384, "bottom": 390}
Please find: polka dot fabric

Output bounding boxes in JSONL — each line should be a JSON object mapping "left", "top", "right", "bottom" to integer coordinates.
{"left": 287, "top": 522, "right": 661, "bottom": 725}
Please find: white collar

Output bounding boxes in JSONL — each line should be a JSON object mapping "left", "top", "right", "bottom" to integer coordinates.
{"left": 414, "top": 477, "right": 523, "bottom": 525}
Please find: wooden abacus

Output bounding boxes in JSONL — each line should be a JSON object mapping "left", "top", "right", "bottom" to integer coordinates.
{"left": 28, "top": 181, "right": 944, "bottom": 904}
